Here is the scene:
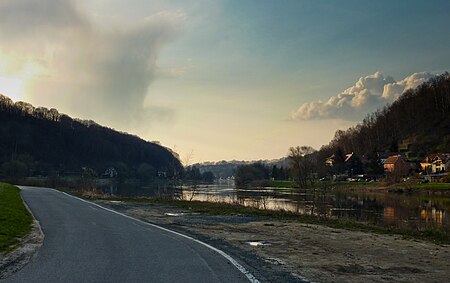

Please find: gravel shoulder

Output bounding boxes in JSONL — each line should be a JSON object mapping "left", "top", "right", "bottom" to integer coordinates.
{"left": 97, "top": 200, "right": 450, "bottom": 283}
{"left": 0, "top": 219, "right": 44, "bottom": 279}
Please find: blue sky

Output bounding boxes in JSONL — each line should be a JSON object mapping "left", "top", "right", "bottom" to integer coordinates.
{"left": 0, "top": 0, "right": 449, "bottom": 162}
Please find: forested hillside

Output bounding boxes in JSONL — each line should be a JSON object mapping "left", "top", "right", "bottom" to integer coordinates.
{"left": 318, "top": 73, "right": 450, "bottom": 163}
{"left": 193, "top": 158, "right": 290, "bottom": 179}
{"left": 0, "top": 95, "right": 182, "bottom": 177}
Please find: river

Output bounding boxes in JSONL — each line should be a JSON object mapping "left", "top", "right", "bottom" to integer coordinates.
{"left": 99, "top": 179, "right": 450, "bottom": 231}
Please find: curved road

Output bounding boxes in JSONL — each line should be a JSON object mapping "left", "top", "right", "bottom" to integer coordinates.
{"left": 3, "top": 187, "right": 254, "bottom": 283}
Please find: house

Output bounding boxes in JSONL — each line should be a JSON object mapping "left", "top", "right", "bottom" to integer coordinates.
{"left": 378, "top": 152, "right": 403, "bottom": 165}
{"left": 420, "top": 153, "right": 450, "bottom": 174}
{"left": 344, "top": 152, "right": 354, "bottom": 163}
{"left": 325, "top": 154, "right": 335, "bottom": 167}
{"left": 326, "top": 152, "right": 364, "bottom": 175}
{"left": 383, "top": 155, "right": 411, "bottom": 176}
{"left": 102, "top": 167, "right": 118, "bottom": 178}
{"left": 326, "top": 152, "right": 356, "bottom": 166}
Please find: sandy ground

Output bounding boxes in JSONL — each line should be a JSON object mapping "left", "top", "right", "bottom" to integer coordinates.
{"left": 99, "top": 200, "right": 450, "bottom": 283}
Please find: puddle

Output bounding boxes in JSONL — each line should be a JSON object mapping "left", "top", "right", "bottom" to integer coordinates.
{"left": 164, "top": 212, "right": 185, "bottom": 217}
{"left": 247, "top": 241, "right": 271, "bottom": 246}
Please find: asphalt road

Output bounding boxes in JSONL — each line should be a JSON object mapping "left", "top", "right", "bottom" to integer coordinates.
{"left": 2, "top": 187, "right": 254, "bottom": 283}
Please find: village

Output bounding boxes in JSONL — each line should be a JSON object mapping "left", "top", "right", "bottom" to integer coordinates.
{"left": 324, "top": 149, "right": 450, "bottom": 184}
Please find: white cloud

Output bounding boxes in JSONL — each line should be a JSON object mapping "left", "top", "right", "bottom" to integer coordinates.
{"left": 292, "top": 71, "right": 435, "bottom": 121}
{"left": 0, "top": 0, "right": 184, "bottom": 126}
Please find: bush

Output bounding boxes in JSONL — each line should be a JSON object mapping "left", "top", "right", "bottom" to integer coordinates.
{"left": 440, "top": 173, "right": 450, "bottom": 183}
{"left": 1, "top": 161, "right": 28, "bottom": 179}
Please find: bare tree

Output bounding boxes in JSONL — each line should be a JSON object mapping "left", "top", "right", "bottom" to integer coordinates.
{"left": 288, "top": 146, "right": 317, "bottom": 190}
{"left": 182, "top": 149, "right": 200, "bottom": 201}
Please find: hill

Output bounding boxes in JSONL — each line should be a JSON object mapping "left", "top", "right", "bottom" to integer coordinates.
{"left": 192, "top": 158, "right": 290, "bottom": 179}
{"left": 317, "top": 72, "right": 450, "bottom": 166}
{"left": 0, "top": 95, "right": 182, "bottom": 178}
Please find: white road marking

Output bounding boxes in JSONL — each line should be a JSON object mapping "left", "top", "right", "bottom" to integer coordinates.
{"left": 56, "top": 190, "right": 260, "bottom": 283}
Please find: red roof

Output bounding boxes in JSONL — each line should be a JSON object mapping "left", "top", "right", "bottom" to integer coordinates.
{"left": 384, "top": 155, "right": 403, "bottom": 164}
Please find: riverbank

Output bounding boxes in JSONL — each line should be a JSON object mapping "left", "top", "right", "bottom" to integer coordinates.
{"left": 91, "top": 196, "right": 450, "bottom": 283}
{"left": 270, "top": 179, "right": 450, "bottom": 192}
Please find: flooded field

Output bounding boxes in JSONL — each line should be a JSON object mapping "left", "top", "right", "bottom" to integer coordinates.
{"left": 100, "top": 180, "right": 450, "bottom": 231}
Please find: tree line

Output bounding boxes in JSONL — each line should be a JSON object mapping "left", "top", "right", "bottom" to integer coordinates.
{"left": 319, "top": 73, "right": 450, "bottom": 161}
{"left": 0, "top": 95, "right": 182, "bottom": 180}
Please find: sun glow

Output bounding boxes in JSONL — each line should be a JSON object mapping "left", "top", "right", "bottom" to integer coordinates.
{"left": 0, "top": 76, "right": 24, "bottom": 101}
{"left": 0, "top": 54, "right": 47, "bottom": 101}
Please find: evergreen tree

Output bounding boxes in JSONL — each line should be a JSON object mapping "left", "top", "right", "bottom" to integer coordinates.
{"left": 368, "top": 149, "right": 383, "bottom": 175}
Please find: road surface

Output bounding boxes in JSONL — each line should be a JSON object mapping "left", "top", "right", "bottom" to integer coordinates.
{"left": 2, "top": 187, "right": 254, "bottom": 283}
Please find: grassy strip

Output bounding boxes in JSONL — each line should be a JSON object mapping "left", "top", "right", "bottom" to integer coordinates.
{"left": 389, "top": 182, "right": 450, "bottom": 192}
{"left": 0, "top": 183, "right": 33, "bottom": 253}
{"left": 269, "top": 180, "right": 297, "bottom": 188}
{"left": 269, "top": 180, "right": 386, "bottom": 189}
{"left": 330, "top": 181, "right": 386, "bottom": 189}
{"left": 60, "top": 188, "right": 450, "bottom": 245}
{"left": 410, "top": 183, "right": 450, "bottom": 190}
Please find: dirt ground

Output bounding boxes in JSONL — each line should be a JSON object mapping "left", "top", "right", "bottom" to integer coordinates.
{"left": 98, "top": 200, "right": 450, "bottom": 283}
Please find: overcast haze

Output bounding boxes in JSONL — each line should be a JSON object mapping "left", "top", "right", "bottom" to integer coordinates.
{"left": 0, "top": 0, "right": 449, "bottom": 162}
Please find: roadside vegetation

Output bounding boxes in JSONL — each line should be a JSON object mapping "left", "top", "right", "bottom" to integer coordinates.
{"left": 0, "top": 183, "right": 33, "bottom": 253}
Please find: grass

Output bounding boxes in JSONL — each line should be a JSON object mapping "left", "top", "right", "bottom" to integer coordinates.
{"left": 410, "top": 183, "right": 450, "bottom": 190}
{"left": 269, "top": 180, "right": 385, "bottom": 190}
{"left": 0, "top": 183, "right": 33, "bottom": 254}
{"left": 389, "top": 180, "right": 450, "bottom": 192}
{"left": 61, "top": 187, "right": 450, "bottom": 244}
{"left": 269, "top": 180, "right": 296, "bottom": 188}
{"left": 331, "top": 181, "right": 385, "bottom": 189}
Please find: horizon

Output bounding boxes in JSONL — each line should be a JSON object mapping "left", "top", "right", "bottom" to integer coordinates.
{"left": 0, "top": 1, "right": 449, "bottom": 163}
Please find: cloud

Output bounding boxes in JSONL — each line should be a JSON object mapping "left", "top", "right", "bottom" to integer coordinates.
{"left": 0, "top": 0, "right": 88, "bottom": 36}
{"left": 0, "top": 0, "right": 183, "bottom": 126}
{"left": 292, "top": 71, "right": 435, "bottom": 121}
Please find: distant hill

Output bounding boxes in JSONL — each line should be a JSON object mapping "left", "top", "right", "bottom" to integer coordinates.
{"left": 193, "top": 158, "right": 289, "bottom": 179}
{"left": 318, "top": 73, "right": 450, "bottom": 164}
{"left": 0, "top": 95, "right": 182, "bottom": 177}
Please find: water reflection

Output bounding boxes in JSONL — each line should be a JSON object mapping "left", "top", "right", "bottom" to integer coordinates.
{"left": 98, "top": 180, "right": 450, "bottom": 231}
{"left": 420, "top": 206, "right": 445, "bottom": 226}
{"left": 180, "top": 183, "right": 450, "bottom": 231}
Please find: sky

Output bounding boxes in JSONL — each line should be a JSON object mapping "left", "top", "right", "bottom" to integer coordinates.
{"left": 0, "top": 0, "right": 449, "bottom": 163}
